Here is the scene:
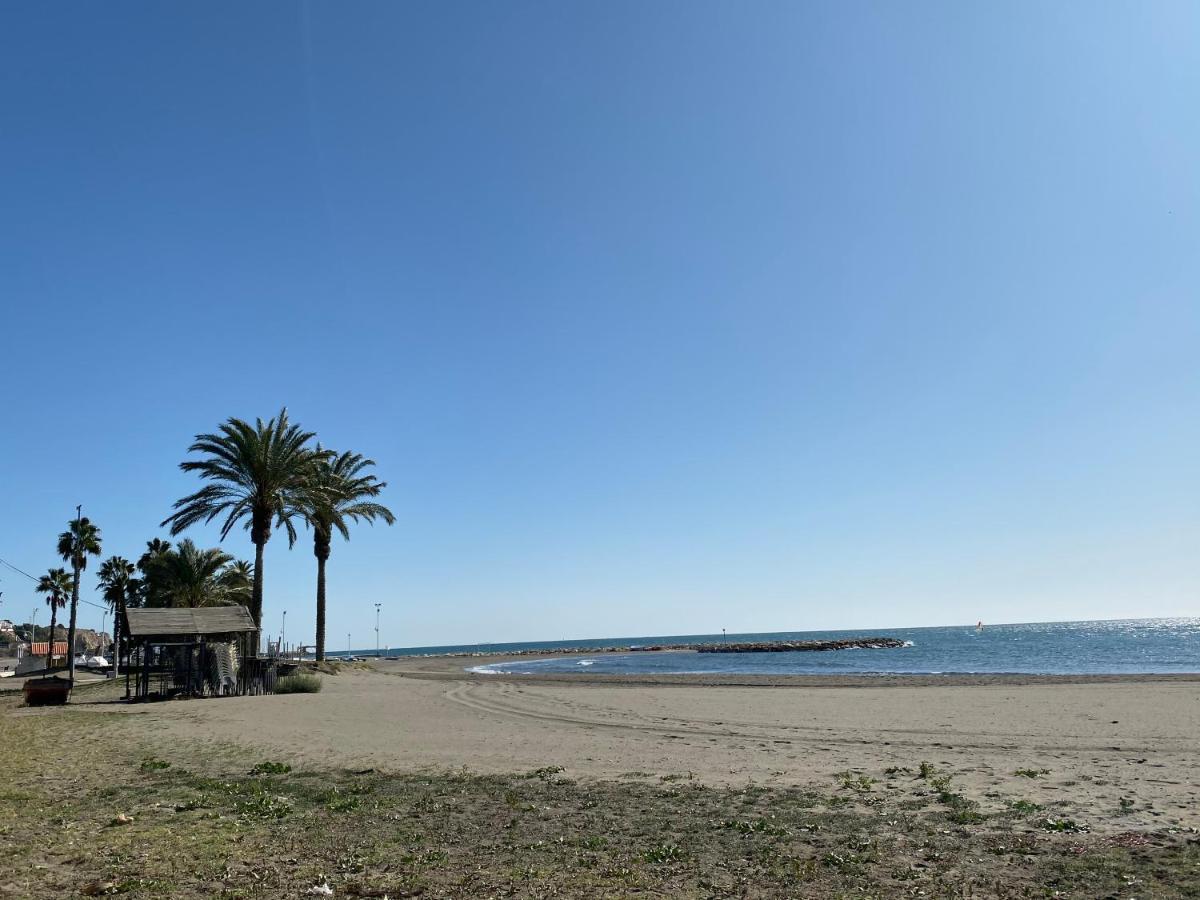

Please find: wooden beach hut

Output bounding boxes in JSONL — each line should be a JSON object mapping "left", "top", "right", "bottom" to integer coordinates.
{"left": 123, "top": 606, "right": 276, "bottom": 700}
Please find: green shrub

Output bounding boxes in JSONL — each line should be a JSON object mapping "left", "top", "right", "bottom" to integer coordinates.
{"left": 250, "top": 761, "right": 292, "bottom": 776}
{"left": 275, "top": 674, "right": 322, "bottom": 694}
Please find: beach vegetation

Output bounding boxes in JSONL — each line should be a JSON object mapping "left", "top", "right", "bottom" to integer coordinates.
{"left": 275, "top": 673, "right": 323, "bottom": 694}
{"left": 718, "top": 817, "right": 790, "bottom": 836}
{"left": 642, "top": 842, "right": 683, "bottom": 864}
{"left": 1041, "top": 817, "right": 1088, "bottom": 833}
{"left": 918, "top": 760, "right": 937, "bottom": 779}
{"left": 1007, "top": 799, "right": 1043, "bottom": 814}
{"left": 250, "top": 760, "right": 292, "bottom": 776}
{"left": 524, "top": 764, "right": 566, "bottom": 780}
{"left": 1013, "top": 767, "right": 1051, "bottom": 778}
{"left": 299, "top": 448, "right": 395, "bottom": 661}
{"left": 836, "top": 771, "right": 877, "bottom": 793}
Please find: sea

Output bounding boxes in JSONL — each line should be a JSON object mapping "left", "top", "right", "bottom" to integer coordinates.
{"left": 337, "top": 618, "right": 1200, "bottom": 677}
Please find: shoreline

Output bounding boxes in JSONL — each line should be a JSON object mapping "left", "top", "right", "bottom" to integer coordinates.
{"left": 368, "top": 650, "right": 1200, "bottom": 687}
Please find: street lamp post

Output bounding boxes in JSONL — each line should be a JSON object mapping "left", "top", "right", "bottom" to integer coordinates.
{"left": 28, "top": 608, "right": 38, "bottom": 668}
{"left": 281, "top": 610, "right": 287, "bottom": 657}
{"left": 374, "top": 603, "right": 381, "bottom": 657}
{"left": 347, "top": 632, "right": 351, "bottom": 657}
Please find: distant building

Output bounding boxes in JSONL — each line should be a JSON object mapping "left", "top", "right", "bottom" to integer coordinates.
{"left": 0, "top": 620, "right": 15, "bottom": 636}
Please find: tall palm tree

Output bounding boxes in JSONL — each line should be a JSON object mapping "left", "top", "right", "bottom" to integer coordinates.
{"left": 96, "top": 556, "right": 135, "bottom": 678}
{"left": 162, "top": 409, "right": 319, "bottom": 650}
{"left": 302, "top": 448, "right": 395, "bottom": 660}
{"left": 35, "top": 568, "right": 73, "bottom": 673}
{"left": 57, "top": 516, "right": 102, "bottom": 682}
{"left": 142, "top": 539, "right": 250, "bottom": 608}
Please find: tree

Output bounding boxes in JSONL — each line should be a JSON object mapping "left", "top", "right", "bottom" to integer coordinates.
{"left": 57, "top": 516, "right": 102, "bottom": 682}
{"left": 162, "top": 409, "right": 319, "bottom": 651}
{"left": 302, "top": 448, "right": 395, "bottom": 660}
{"left": 96, "top": 556, "right": 135, "bottom": 678}
{"left": 35, "top": 568, "right": 73, "bottom": 673}
{"left": 224, "top": 560, "right": 254, "bottom": 607}
{"left": 141, "top": 539, "right": 251, "bottom": 608}
{"left": 136, "top": 539, "right": 172, "bottom": 607}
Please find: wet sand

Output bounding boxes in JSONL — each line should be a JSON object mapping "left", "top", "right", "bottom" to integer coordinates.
{"left": 54, "top": 656, "right": 1200, "bottom": 834}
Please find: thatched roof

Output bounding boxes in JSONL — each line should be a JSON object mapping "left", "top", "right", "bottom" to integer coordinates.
{"left": 125, "top": 605, "right": 257, "bottom": 639}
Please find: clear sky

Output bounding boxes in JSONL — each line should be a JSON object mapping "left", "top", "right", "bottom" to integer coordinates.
{"left": 1, "top": 2, "right": 1197, "bottom": 649}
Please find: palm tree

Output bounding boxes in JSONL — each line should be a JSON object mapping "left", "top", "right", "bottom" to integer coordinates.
{"left": 96, "top": 556, "right": 135, "bottom": 677}
{"left": 35, "top": 568, "right": 73, "bottom": 673}
{"left": 224, "top": 560, "right": 254, "bottom": 606}
{"left": 57, "top": 516, "right": 102, "bottom": 682}
{"left": 302, "top": 448, "right": 395, "bottom": 660}
{"left": 162, "top": 409, "right": 319, "bottom": 650}
{"left": 141, "top": 539, "right": 249, "bottom": 608}
{"left": 136, "top": 539, "right": 172, "bottom": 607}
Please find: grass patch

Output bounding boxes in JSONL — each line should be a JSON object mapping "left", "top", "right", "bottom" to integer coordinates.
{"left": 275, "top": 673, "right": 323, "bottom": 694}
{"left": 250, "top": 760, "right": 292, "bottom": 776}
{"left": 835, "top": 771, "right": 877, "bottom": 793}
{"left": 1008, "top": 799, "right": 1044, "bottom": 814}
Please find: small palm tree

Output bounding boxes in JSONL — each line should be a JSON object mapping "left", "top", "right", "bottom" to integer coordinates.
{"left": 35, "top": 568, "right": 74, "bottom": 673}
{"left": 223, "top": 560, "right": 254, "bottom": 606}
{"left": 162, "top": 409, "right": 319, "bottom": 649}
{"left": 136, "top": 539, "right": 172, "bottom": 607}
{"left": 303, "top": 449, "right": 395, "bottom": 660}
{"left": 142, "top": 539, "right": 247, "bottom": 608}
{"left": 57, "top": 516, "right": 102, "bottom": 681}
{"left": 96, "top": 556, "right": 135, "bottom": 677}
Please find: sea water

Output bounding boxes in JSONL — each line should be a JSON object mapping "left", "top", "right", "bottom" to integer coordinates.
{"left": 382, "top": 618, "right": 1200, "bottom": 676}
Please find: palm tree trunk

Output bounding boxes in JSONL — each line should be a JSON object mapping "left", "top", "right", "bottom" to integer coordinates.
{"left": 67, "top": 564, "right": 80, "bottom": 684}
{"left": 315, "top": 554, "right": 327, "bottom": 662}
{"left": 47, "top": 605, "right": 58, "bottom": 675}
{"left": 251, "top": 541, "right": 265, "bottom": 655}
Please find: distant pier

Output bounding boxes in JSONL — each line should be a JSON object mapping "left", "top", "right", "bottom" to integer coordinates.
{"left": 696, "top": 637, "right": 906, "bottom": 653}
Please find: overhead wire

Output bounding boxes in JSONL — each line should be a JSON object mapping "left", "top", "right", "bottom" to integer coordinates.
{"left": 0, "top": 555, "right": 110, "bottom": 610}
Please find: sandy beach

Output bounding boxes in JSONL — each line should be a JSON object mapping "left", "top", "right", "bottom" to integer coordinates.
{"left": 8, "top": 657, "right": 1200, "bottom": 897}
{"left": 51, "top": 656, "right": 1200, "bottom": 834}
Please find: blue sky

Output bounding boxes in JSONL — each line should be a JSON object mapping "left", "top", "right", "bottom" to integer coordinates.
{"left": 1, "top": 2, "right": 1197, "bottom": 648}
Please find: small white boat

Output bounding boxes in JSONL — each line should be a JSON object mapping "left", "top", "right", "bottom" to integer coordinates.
{"left": 74, "top": 654, "right": 111, "bottom": 670}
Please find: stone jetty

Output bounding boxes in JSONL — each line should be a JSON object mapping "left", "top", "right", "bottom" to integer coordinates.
{"left": 391, "top": 637, "right": 906, "bottom": 660}
{"left": 696, "top": 637, "right": 905, "bottom": 653}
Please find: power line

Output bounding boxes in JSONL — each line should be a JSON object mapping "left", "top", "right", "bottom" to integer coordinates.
{"left": 0, "top": 555, "right": 109, "bottom": 610}
{"left": 0, "top": 556, "right": 39, "bottom": 582}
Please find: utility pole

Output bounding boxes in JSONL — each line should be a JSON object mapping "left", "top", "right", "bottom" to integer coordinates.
{"left": 347, "top": 632, "right": 351, "bottom": 657}
{"left": 28, "top": 608, "right": 38, "bottom": 668}
{"left": 374, "top": 603, "right": 381, "bottom": 657}
{"left": 281, "top": 610, "right": 287, "bottom": 657}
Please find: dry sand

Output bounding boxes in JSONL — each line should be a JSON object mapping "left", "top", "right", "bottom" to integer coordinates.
{"left": 61, "top": 655, "right": 1200, "bottom": 833}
